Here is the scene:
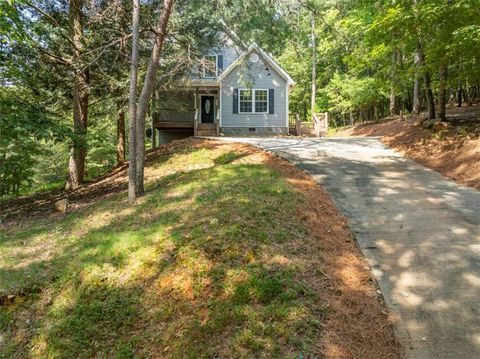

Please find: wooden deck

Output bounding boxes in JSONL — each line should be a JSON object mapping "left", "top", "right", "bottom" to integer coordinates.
{"left": 151, "top": 92, "right": 220, "bottom": 144}
{"left": 154, "top": 120, "right": 194, "bottom": 130}
{"left": 153, "top": 110, "right": 194, "bottom": 130}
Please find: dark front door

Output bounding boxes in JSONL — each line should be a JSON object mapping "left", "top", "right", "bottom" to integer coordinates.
{"left": 201, "top": 96, "right": 215, "bottom": 123}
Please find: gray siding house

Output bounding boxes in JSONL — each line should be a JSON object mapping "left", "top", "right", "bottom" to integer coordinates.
{"left": 153, "top": 36, "right": 295, "bottom": 139}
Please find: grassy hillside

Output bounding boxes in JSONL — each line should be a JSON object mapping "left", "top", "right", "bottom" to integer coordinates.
{"left": 0, "top": 139, "right": 400, "bottom": 358}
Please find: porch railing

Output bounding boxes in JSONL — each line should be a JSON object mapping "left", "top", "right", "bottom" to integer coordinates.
{"left": 288, "top": 112, "right": 329, "bottom": 137}
{"left": 155, "top": 109, "right": 195, "bottom": 122}
{"left": 288, "top": 112, "right": 302, "bottom": 136}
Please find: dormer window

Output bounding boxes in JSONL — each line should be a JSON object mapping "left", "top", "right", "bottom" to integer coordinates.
{"left": 203, "top": 55, "right": 217, "bottom": 78}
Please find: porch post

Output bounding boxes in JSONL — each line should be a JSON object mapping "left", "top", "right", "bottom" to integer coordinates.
{"left": 215, "top": 91, "right": 220, "bottom": 136}
{"left": 152, "top": 123, "right": 156, "bottom": 147}
{"left": 194, "top": 87, "right": 199, "bottom": 136}
{"left": 152, "top": 89, "right": 157, "bottom": 148}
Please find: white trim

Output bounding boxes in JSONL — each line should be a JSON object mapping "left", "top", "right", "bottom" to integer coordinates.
{"left": 286, "top": 83, "right": 289, "bottom": 133}
{"left": 238, "top": 88, "right": 253, "bottom": 114}
{"left": 199, "top": 94, "right": 216, "bottom": 123}
{"left": 219, "top": 82, "right": 222, "bottom": 127}
{"left": 202, "top": 54, "right": 218, "bottom": 79}
{"left": 218, "top": 43, "right": 295, "bottom": 86}
{"left": 238, "top": 88, "right": 269, "bottom": 114}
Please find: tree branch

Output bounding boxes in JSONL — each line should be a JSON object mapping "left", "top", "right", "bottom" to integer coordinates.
{"left": 298, "top": 0, "right": 354, "bottom": 47}
{"left": 37, "top": 45, "right": 72, "bottom": 65}
{"left": 25, "top": 1, "right": 80, "bottom": 52}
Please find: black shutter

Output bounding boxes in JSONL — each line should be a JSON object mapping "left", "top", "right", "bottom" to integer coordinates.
{"left": 233, "top": 88, "right": 239, "bottom": 114}
{"left": 268, "top": 89, "right": 274, "bottom": 114}
{"left": 217, "top": 55, "right": 223, "bottom": 73}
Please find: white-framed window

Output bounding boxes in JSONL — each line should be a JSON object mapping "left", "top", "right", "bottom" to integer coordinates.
{"left": 239, "top": 89, "right": 269, "bottom": 114}
{"left": 239, "top": 89, "right": 253, "bottom": 113}
{"left": 203, "top": 55, "right": 217, "bottom": 78}
{"left": 255, "top": 89, "right": 268, "bottom": 113}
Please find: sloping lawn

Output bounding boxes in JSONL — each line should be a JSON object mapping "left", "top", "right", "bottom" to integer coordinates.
{"left": 0, "top": 139, "right": 401, "bottom": 358}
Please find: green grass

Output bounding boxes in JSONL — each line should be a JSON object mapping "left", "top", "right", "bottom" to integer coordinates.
{"left": 0, "top": 180, "right": 65, "bottom": 201}
{"left": 0, "top": 144, "right": 323, "bottom": 358}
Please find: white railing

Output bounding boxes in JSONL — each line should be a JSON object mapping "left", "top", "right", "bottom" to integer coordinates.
{"left": 312, "top": 112, "right": 328, "bottom": 137}
{"left": 194, "top": 108, "right": 199, "bottom": 135}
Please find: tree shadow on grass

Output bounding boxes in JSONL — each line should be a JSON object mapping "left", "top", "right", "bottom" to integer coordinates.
{"left": 1, "top": 147, "right": 325, "bottom": 358}
{"left": 1, "top": 140, "right": 409, "bottom": 358}
{"left": 0, "top": 138, "right": 232, "bottom": 225}
{"left": 58, "top": 169, "right": 315, "bottom": 356}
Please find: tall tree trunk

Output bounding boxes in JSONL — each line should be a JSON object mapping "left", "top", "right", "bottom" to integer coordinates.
{"left": 424, "top": 72, "right": 435, "bottom": 120}
{"left": 468, "top": 85, "right": 477, "bottom": 106}
{"left": 413, "top": 51, "right": 421, "bottom": 114}
{"left": 310, "top": 14, "right": 316, "bottom": 118}
{"left": 134, "top": 0, "right": 175, "bottom": 196}
{"left": 128, "top": 0, "right": 140, "bottom": 204}
{"left": 457, "top": 79, "right": 462, "bottom": 107}
{"left": 412, "top": 0, "right": 435, "bottom": 118}
{"left": 68, "top": 0, "right": 88, "bottom": 189}
{"left": 389, "top": 49, "right": 397, "bottom": 116}
{"left": 416, "top": 42, "right": 435, "bottom": 119}
{"left": 117, "top": 104, "right": 126, "bottom": 165}
{"left": 438, "top": 63, "right": 447, "bottom": 122}
{"left": 389, "top": 92, "right": 396, "bottom": 116}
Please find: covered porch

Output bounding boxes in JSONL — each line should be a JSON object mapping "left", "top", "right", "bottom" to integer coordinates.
{"left": 152, "top": 85, "right": 220, "bottom": 145}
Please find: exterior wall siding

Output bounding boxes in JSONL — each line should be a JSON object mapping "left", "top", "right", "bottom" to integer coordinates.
{"left": 221, "top": 45, "right": 241, "bottom": 70}
{"left": 220, "top": 50, "right": 288, "bottom": 128}
{"left": 187, "top": 42, "right": 241, "bottom": 82}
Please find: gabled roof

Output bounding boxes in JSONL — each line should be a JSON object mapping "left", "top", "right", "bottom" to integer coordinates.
{"left": 218, "top": 42, "right": 295, "bottom": 86}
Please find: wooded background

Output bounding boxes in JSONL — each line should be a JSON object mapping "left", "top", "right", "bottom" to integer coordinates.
{"left": 1, "top": 0, "right": 479, "bottom": 197}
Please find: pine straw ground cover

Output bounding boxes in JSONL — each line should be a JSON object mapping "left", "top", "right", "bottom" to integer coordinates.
{"left": 0, "top": 138, "right": 402, "bottom": 358}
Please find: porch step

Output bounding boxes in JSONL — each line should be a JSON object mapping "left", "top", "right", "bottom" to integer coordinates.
{"left": 196, "top": 123, "right": 217, "bottom": 137}
{"left": 196, "top": 129, "right": 217, "bottom": 136}
{"left": 197, "top": 123, "right": 215, "bottom": 129}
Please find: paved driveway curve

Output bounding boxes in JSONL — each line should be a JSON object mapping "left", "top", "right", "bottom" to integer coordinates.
{"left": 222, "top": 137, "right": 480, "bottom": 359}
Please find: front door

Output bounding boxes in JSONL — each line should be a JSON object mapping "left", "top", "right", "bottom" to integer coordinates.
{"left": 201, "top": 96, "right": 215, "bottom": 123}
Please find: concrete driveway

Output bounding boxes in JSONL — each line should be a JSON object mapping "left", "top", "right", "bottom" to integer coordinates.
{"left": 221, "top": 137, "right": 480, "bottom": 359}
